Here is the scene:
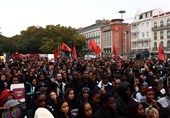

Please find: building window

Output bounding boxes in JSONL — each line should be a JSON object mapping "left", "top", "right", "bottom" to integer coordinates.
{"left": 146, "top": 22, "right": 149, "bottom": 27}
{"left": 146, "top": 31, "right": 149, "bottom": 37}
{"left": 161, "top": 41, "right": 164, "bottom": 47}
{"left": 154, "top": 42, "right": 157, "bottom": 49}
{"left": 167, "top": 30, "right": 170, "bottom": 39}
{"left": 142, "top": 32, "right": 145, "bottom": 37}
{"left": 167, "top": 41, "right": 170, "bottom": 48}
{"left": 160, "top": 20, "right": 164, "bottom": 27}
{"left": 154, "top": 32, "right": 157, "bottom": 40}
{"left": 167, "top": 18, "right": 170, "bottom": 26}
{"left": 160, "top": 31, "right": 164, "bottom": 39}
{"left": 142, "top": 23, "right": 144, "bottom": 28}
{"left": 154, "top": 21, "right": 157, "bottom": 28}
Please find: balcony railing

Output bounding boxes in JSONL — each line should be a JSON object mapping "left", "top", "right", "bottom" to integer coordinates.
{"left": 152, "top": 47, "right": 158, "bottom": 51}
{"left": 152, "top": 25, "right": 170, "bottom": 31}
{"left": 152, "top": 47, "right": 170, "bottom": 51}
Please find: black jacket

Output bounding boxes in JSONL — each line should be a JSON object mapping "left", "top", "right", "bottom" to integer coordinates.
{"left": 93, "top": 105, "right": 119, "bottom": 118}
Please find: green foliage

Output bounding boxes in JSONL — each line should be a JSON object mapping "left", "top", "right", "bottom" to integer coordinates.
{"left": 0, "top": 25, "right": 86, "bottom": 54}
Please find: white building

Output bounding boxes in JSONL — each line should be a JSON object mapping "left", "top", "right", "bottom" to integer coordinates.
{"left": 131, "top": 8, "right": 164, "bottom": 53}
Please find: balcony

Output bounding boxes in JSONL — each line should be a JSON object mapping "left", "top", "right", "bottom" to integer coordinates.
{"left": 131, "top": 38, "right": 138, "bottom": 42}
{"left": 131, "top": 28, "right": 139, "bottom": 33}
{"left": 152, "top": 47, "right": 158, "bottom": 51}
{"left": 152, "top": 47, "right": 170, "bottom": 51}
{"left": 152, "top": 25, "right": 170, "bottom": 31}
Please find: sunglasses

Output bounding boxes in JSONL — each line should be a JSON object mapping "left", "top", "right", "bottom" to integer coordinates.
{"left": 82, "top": 91, "right": 89, "bottom": 94}
{"left": 37, "top": 99, "right": 47, "bottom": 103}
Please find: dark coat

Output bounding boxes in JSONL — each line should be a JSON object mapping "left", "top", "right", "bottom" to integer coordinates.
{"left": 93, "top": 105, "right": 119, "bottom": 118}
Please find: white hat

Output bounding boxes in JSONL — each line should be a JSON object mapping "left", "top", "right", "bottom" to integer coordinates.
{"left": 3, "top": 99, "right": 20, "bottom": 107}
{"left": 34, "top": 108, "right": 54, "bottom": 118}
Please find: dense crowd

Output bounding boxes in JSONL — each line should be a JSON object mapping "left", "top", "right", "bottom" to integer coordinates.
{"left": 0, "top": 56, "right": 170, "bottom": 118}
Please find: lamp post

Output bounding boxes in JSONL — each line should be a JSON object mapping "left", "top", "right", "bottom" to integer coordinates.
{"left": 118, "top": 10, "right": 126, "bottom": 56}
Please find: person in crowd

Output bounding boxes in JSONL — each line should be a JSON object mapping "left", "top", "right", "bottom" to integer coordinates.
{"left": 47, "top": 90, "right": 59, "bottom": 115}
{"left": 141, "top": 88, "right": 161, "bottom": 110}
{"left": 79, "top": 70, "right": 95, "bottom": 91}
{"left": 116, "top": 81, "right": 137, "bottom": 117}
{"left": 49, "top": 72, "right": 66, "bottom": 99}
{"left": 0, "top": 89, "right": 15, "bottom": 107}
{"left": 145, "top": 106, "right": 159, "bottom": 118}
{"left": 134, "top": 78, "right": 140, "bottom": 92}
{"left": 89, "top": 91, "right": 101, "bottom": 114}
{"left": 55, "top": 99, "right": 73, "bottom": 118}
{"left": 31, "top": 78, "right": 38, "bottom": 93}
{"left": 62, "top": 71, "right": 70, "bottom": 84}
{"left": 0, "top": 74, "right": 8, "bottom": 88}
{"left": 77, "top": 101, "right": 93, "bottom": 118}
{"left": 0, "top": 80, "right": 5, "bottom": 94}
{"left": 27, "top": 90, "right": 51, "bottom": 118}
{"left": 94, "top": 70, "right": 113, "bottom": 94}
{"left": 64, "top": 88, "right": 77, "bottom": 109}
{"left": 157, "top": 86, "right": 170, "bottom": 108}
{"left": 77, "top": 87, "right": 91, "bottom": 106}
{"left": 37, "top": 73, "right": 50, "bottom": 87}
{"left": 66, "top": 71, "right": 82, "bottom": 98}
{"left": 114, "top": 79, "right": 121, "bottom": 90}
{"left": 127, "top": 102, "right": 146, "bottom": 118}
{"left": 151, "top": 80, "right": 165, "bottom": 100}
{"left": 93, "top": 93, "right": 119, "bottom": 118}
{"left": 134, "top": 84, "right": 147, "bottom": 102}
{"left": 111, "top": 78, "right": 121, "bottom": 98}
{"left": 146, "top": 71, "right": 156, "bottom": 86}
{"left": 159, "top": 104, "right": 170, "bottom": 118}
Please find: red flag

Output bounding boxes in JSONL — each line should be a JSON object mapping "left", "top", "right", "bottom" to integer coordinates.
{"left": 11, "top": 53, "right": 15, "bottom": 59}
{"left": 113, "top": 46, "right": 117, "bottom": 59}
{"left": 72, "top": 46, "right": 78, "bottom": 61}
{"left": 158, "top": 43, "right": 165, "bottom": 61}
{"left": 54, "top": 48, "right": 60, "bottom": 59}
{"left": 61, "top": 42, "right": 72, "bottom": 52}
{"left": 88, "top": 39, "right": 101, "bottom": 55}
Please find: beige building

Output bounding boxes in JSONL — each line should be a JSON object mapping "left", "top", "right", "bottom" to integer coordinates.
{"left": 131, "top": 8, "right": 164, "bottom": 53}
{"left": 151, "top": 11, "right": 170, "bottom": 56}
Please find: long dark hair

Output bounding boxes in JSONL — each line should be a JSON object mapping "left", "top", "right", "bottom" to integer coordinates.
{"left": 77, "top": 101, "right": 92, "bottom": 118}
{"left": 55, "top": 99, "right": 71, "bottom": 118}
{"left": 64, "top": 88, "right": 74, "bottom": 100}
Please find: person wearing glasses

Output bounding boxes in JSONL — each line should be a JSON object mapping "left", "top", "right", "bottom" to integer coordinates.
{"left": 27, "top": 91, "right": 51, "bottom": 118}
{"left": 77, "top": 87, "right": 91, "bottom": 108}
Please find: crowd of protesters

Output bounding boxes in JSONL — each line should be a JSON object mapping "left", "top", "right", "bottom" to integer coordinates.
{"left": 0, "top": 56, "right": 170, "bottom": 118}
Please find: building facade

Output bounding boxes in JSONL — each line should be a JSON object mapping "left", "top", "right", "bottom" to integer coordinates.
{"left": 77, "top": 20, "right": 108, "bottom": 55}
{"left": 131, "top": 8, "right": 164, "bottom": 54}
{"left": 151, "top": 11, "right": 170, "bottom": 56}
{"left": 101, "top": 19, "right": 131, "bottom": 56}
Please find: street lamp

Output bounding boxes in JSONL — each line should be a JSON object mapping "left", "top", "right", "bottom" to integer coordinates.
{"left": 118, "top": 10, "right": 126, "bottom": 56}
{"left": 118, "top": 10, "right": 126, "bottom": 19}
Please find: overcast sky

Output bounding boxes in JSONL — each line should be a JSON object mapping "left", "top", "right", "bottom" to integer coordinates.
{"left": 0, "top": 0, "right": 170, "bottom": 37}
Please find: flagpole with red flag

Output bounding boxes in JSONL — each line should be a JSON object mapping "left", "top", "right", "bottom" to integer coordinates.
{"left": 61, "top": 42, "right": 72, "bottom": 52}
{"left": 158, "top": 43, "right": 165, "bottom": 61}
{"left": 54, "top": 48, "right": 60, "bottom": 59}
{"left": 88, "top": 39, "right": 101, "bottom": 55}
{"left": 113, "top": 46, "right": 117, "bottom": 59}
{"left": 72, "top": 46, "right": 78, "bottom": 61}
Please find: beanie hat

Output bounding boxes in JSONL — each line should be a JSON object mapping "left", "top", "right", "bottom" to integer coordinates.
{"left": 0, "top": 89, "right": 15, "bottom": 106}
{"left": 144, "top": 88, "right": 153, "bottom": 95}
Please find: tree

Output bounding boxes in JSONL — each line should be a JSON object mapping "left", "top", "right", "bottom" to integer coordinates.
{"left": 0, "top": 25, "right": 86, "bottom": 55}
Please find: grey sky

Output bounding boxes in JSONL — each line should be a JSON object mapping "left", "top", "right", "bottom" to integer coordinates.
{"left": 0, "top": 0, "right": 170, "bottom": 37}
